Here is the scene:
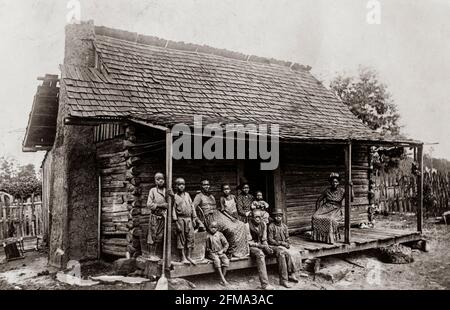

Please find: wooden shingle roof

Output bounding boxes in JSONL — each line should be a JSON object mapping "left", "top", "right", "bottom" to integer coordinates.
{"left": 60, "top": 27, "right": 418, "bottom": 144}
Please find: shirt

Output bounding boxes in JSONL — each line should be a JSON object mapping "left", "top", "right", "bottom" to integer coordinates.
{"left": 267, "top": 222, "right": 290, "bottom": 246}
{"left": 193, "top": 192, "right": 217, "bottom": 215}
{"left": 220, "top": 195, "right": 237, "bottom": 215}
{"left": 236, "top": 193, "right": 254, "bottom": 221}
{"left": 173, "top": 192, "right": 197, "bottom": 220}
{"left": 146, "top": 187, "right": 167, "bottom": 216}
{"left": 206, "top": 231, "right": 229, "bottom": 254}
{"left": 247, "top": 220, "right": 268, "bottom": 246}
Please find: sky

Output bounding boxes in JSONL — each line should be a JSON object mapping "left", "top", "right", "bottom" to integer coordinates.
{"left": 0, "top": 0, "right": 449, "bottom": 168}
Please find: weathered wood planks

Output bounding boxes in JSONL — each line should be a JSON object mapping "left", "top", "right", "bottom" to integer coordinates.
{"left": 282, "top": 143, "right": 370, "bottom": 231}
{"left": 169, "top": 227, "right": 423, "bottom": 278}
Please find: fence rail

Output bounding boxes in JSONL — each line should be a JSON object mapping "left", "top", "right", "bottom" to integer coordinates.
{"left": 374, "top": 170, "right": 450, "bottom": 217}
{"left": 0, "top": 197, "right": 44, "bottom": 241}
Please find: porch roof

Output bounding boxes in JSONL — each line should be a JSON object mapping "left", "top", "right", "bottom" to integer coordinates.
{"left": 22, "top": 75, "right": 59, "bottom": 152}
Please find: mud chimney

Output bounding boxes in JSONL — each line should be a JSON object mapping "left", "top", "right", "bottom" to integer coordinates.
{"left": 64, "top": 20, "right": 96, "bottom": 67}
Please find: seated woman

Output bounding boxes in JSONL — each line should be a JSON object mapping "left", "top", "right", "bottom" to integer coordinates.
{"left": 193, "top": 179, "right": 249, "bottom": 258}
{"left": 311, "top": 173, "right": 345, "bottom": 244}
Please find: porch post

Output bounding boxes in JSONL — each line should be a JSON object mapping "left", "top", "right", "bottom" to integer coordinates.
{"left": 98, "top": 175, "right": 102, "bottom": 260}
{"left": 417, "top": 144, "right": 424, "bottom": 233}
{"left": 344, "top": 141, "right": 352, "bottom": 244}
{"left": 165, "top": 129, "right": 173, "bottom": 270}
{"left": 273, "top": 165, "right": 287, "bottom": 224}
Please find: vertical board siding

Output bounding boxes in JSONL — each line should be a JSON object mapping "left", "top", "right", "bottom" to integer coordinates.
{"left": 94, "top": 123, "right": 124, "bottom": 143}
{"left": 0, "top": 198, "right": 44, "bottom": 241}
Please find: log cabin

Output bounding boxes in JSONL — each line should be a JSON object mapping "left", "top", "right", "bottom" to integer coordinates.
{"left": 23, "top": 21, "right": 425, "bottom": 276}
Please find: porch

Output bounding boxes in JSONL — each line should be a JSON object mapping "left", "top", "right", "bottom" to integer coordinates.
{"left": 168, "top": 227, "right": 423, "bottom": 278}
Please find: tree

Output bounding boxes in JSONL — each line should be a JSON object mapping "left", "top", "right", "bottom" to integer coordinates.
{"left": 330, "top": 67, "right": 404, "bottom": 171}
{"left": 424, "top": 154, "right": 450, "bottom": 174}
{"left": 0, "top": 156, "right": 16, "bottom": 181}
{"left": 330, "top": 66, "right": 401, "bottom": 136}
{"left": 0, "top": 157, "right": 41, "bottom": 200}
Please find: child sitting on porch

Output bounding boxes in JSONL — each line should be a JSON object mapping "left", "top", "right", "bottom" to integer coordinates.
{"left": 267, "top": 209, "right": 299, "bottom": 288}
{"left": 205, "top": 221, "right": 230, "bottom": 287}
{"left": 251, "top": 191, "right": 270, "bottom": 224}
{"left": 219, "top": 184, "right": 238, "bottom": 220}
{"left": 173, "top": 177, "right": 205, "bottom": 265}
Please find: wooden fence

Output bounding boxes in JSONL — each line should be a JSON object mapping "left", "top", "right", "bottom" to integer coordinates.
{"left": 0, "top": 196, "right": 44, "bottom": 241}
{"left": 374, "top": 170, "right": 450, "bottom": 217}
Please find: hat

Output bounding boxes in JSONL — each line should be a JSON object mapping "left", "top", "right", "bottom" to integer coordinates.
{"left": 329, "top": 172, "right": 340, "bottom": 181}
{"left": 272, "top": 209, "right": 284, "bottom": 215}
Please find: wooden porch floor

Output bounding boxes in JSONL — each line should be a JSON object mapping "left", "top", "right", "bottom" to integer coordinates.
{"left": 169, "top": 227, "right": 422, "bottom": 278}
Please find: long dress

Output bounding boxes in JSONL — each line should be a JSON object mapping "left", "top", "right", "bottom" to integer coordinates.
{"left": 146, "top": 187, "right": 167, "bottom": 245}
{"left": 236, "top": 193, "right": 254, "bottom": 223}
{"left": 193, "top": 192, "right": 249, "bottom": 257}
{"left": 311, "top": 187, "right": 345, "bottom": 244}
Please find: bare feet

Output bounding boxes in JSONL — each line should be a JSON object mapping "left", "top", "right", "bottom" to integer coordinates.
{"left": 148, "top": 255, "right": 161, "bottom": 262}
{"left": 219, "top": 280, "right": 230, "bottom": 287}
{"left": 288, "top": 275, "right": 299, "bottom": 283}
{"left": 280, "top": 281, "right": 292, "bottom": 288}
{"left": 187, "top": 257, "right": 197, "bottom": 266}
{"left": 262, "top": 284, "right": 274, "bottom": 290}
{"left": 181, "top": 259, "right": 190, "bottom": 265}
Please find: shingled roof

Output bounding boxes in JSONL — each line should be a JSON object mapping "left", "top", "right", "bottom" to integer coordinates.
{"left": 59, "top": 25, "right": 417, "bottom": 143}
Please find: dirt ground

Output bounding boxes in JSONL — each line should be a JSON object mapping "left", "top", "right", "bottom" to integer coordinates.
{"left": 1, "top": 214, "right": 449, "bottom": 290}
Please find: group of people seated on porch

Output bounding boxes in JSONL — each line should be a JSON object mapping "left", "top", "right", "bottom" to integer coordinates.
{"left": 146, "top": 171, "right": 345, "bottom": 289}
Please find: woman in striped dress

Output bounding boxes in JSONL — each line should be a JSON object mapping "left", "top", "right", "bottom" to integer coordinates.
{"left": 311, "top": 173, "right": 345, "bottom": 244}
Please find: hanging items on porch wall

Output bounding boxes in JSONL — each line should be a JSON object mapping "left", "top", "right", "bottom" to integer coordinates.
{"left": 94, "top": 123, "right": 124, "bottom": 143}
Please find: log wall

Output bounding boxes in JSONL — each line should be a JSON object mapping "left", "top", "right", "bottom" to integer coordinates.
{"left": 96, "top": 125, "right": 373, "bottom": 257}
{"left": 130, "top": 125, "right": 239, "bottom": 257}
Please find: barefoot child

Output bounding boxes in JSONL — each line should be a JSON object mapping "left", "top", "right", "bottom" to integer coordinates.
{"left": 146, "top": 172, "right": 168, "bottom": 259}
{"left": 173, "top": 177, "right": 204, "bottom": 265}
{"left": 206, "top": 221, "right": 230, "bottom": 286}
{"left": 220, "top": 184, "right": 238, "bottom": 220}
{"left": 251, "top": 191, "right": 270, "bottom": 224}
{"left": 267, "top": 209, "right": 299, "bottom": 288}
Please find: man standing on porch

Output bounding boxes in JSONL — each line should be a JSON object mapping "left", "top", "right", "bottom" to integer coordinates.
{"left": 146, "top": 172, "right": 168, "bottom": 260}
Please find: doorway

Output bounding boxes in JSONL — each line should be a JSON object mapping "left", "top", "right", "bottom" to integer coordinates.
{"left": 241, "top": 160, "right": 275, "bottom": 212}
